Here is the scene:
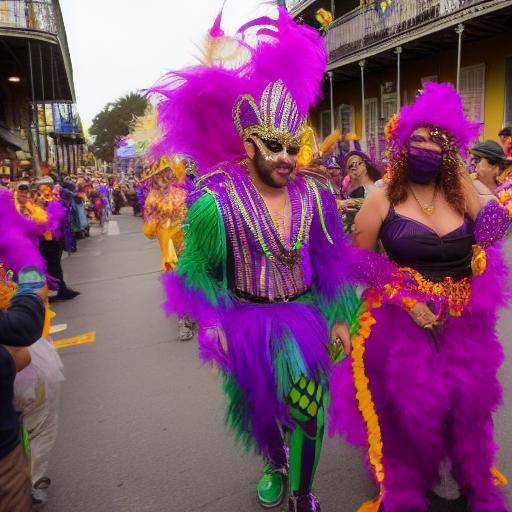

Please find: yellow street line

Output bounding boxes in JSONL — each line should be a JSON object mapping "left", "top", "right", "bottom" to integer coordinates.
{"left": 52, "top": 331, "right": 96, "bottom": 349}
{"left": 49, "top": 323, "right": 68, "bottom": 334}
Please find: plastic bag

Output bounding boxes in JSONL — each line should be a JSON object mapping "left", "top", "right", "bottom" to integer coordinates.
{"left": 14, "top": 338, "right": 64, "bottom": 483}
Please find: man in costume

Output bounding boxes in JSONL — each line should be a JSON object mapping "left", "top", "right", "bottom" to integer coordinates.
{"left": 152, "top": 8, "right": 359, "bottom": 511}
{"left": 329, "top": 83, "right": 511, "bottom": 512}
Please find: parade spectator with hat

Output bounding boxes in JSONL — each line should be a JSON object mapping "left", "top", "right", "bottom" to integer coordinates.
{"left": 498, "top": 127, "right": 512, "bottom": 158}
{"left": 470, "top": 139, "right": 511, "bottom": 198}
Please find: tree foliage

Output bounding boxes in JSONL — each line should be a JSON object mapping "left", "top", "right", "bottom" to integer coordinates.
{"left": 89, "top": 92, "right": 148, "bottom": 162}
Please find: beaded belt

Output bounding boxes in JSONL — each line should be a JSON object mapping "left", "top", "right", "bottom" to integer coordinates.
{"left": 234, "top": 289, "right": 310, "bottom": 304}
{"left": 385, "top": 266, "right": 472, "bottom": 317}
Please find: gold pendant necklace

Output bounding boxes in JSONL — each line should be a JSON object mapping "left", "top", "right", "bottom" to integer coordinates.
{"left": 410, "top": 185, "right": 437, "bottom": 216}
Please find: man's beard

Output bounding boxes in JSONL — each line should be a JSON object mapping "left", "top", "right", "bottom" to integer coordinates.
{"left": 253, "top": 146, "right": 294, "bottom": 189}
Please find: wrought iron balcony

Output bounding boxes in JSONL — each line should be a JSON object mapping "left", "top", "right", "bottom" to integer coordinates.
{"left": 0, "top": 0, "right": 58, "bottom": 34}
{"left": 326, "top": 0, "right": 509, "bottom": 69}
{"left": 0, "top": 0, "right": 75, "bottom": 102}
{"left": 285, "top": 0, "right": 319, "bottom": 17}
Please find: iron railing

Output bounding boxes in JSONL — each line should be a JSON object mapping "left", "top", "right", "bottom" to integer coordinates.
{"left": 0, "top": 1, "right": 75, "bottom": 101}
{"left": 0, "top": 0, "right": 58, "bottom": 34}
{"left": 285, "top": 0, "right": 307, "bottom": 11}
{"left": 327, "top": 0, "right": 496, "bottom": 64}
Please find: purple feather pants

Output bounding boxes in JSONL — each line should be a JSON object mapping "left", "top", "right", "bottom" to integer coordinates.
{"left": 330, "top": 248, "right": 508, "bottom": 512}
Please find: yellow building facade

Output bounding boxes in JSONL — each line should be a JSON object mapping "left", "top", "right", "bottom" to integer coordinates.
{"left": 286, "top": 0, "right": 512, "bottom": 161}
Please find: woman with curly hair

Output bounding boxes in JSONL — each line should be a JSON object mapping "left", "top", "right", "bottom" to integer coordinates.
{"left": 337, "top": 151, "right": 382, "bottom": 232}
{"left": 329, "top": 83, "right": 510, "bottom": 512}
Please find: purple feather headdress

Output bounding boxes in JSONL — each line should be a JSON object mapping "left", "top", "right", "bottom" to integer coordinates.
{"left": 388, "top": 82, "right": 481, "bottom": 157}
{"left": 149, "top": 7, "right": 327, "bottom": 174}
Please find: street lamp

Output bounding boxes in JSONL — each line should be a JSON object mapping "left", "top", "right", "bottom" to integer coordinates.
{"left": 8, "top": 76, "right": 21, "bottom": 83}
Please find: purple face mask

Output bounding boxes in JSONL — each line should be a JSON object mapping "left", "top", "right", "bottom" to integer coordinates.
{"left": 407, "top": 146, "right": 442, "bottom": 184}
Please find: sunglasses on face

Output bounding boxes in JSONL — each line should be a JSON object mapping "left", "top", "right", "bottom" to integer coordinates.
{"left": 260, "top": 138, "right": 300, "bottom": 156}
{"left": 18, "top": 185, "right": 29, "bottom": 191}
{"left": 348, "top": 160, "right": 364, "bottom": 171}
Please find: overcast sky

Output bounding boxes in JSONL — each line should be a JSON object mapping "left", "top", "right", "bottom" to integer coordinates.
{"left": 59, "top": 0, "right": 276, "bottom": 129}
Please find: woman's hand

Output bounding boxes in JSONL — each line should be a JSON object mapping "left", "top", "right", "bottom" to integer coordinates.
{"left": 337, "top": 199, "right": 359, "bottom": 213}
{"left": 330, "top": 322, "right": 352, "bottom": 356}
{"left": 408, "top": 302, "right": 438, "bottom": 328}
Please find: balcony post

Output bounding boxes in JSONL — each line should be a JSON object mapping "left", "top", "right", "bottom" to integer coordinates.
{"left": 330, "top": 0, "right": 335, "bottom": 18}
{"left": 27, "top": 40, "right": 41, "bottom": 177}
{"left": 359, "top": 60, "right": 366, "bottom": 151}
{"left": 39, "top": 42, "right": 50, "bottom": 164}
{"left": 395, "top": 46, "right": 402, "bottom": 113}
{"left": 328, "top": 71, "right": 335, "bottom": 133}
{"left": 455, "top": 24, "right": 464, "bottom": 92}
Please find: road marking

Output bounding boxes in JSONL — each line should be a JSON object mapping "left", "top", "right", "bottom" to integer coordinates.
{"left": 49, "top": 323, "right": 68, "bottom": 334}
{"left": 52, "top": 331, "right": 96, "bottom": 349}
{"left": 107, "top": 221, "right": 120, "bottom": 236}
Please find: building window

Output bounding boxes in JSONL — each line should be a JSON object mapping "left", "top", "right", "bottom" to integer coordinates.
{"left": 320, "top": 110, "right": 332, "bottom": 141}
{"left": 364, "top": 98, "right": 379, "bottom": 160}
{"left": 505, "top": 56, "right": 512, "bottom": 126}
{"left": 338, "top": 104, "right": 355, "bottom": 136}
{"left": 460, "top": 63, "right": 485, "bottom": 123}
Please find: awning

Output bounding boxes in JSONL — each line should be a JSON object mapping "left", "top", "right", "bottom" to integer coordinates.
{"left": 0, "top": 125, "right": 30, "bottom": 152}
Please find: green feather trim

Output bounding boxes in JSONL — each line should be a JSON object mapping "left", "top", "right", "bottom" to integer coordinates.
{"left": 177, "top": 192, "right": 227, "bottom": 304}
{"left": 222, "top": 373, "right": 255, "bottom": 453}
{"left": 273, "top": 333, "right": 309, "bottom": 401}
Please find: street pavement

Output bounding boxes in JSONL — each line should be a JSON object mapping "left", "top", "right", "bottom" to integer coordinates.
{"left": 47, "top": 211, "right": 512, "bottom": 512}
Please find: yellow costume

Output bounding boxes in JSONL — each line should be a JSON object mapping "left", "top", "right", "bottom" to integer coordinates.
{"left": 141, "top": 158, "right": 187, "bottom": 271}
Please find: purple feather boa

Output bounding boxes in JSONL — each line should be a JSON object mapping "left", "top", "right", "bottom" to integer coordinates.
{"left": 329, "top": 245, "right": 510, "bottom": 512}
{"left": 45, "top": 200, "right": 67, "bottom": 240}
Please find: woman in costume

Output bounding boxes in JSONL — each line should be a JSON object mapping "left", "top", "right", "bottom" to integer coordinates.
{"left": 329, "top": 82, "right": 510, "bottom": 512}
{"left": 140, "top": 158, "right": 187, "bottom": 272}
{"left": 140, "top": 158, "right": 193, "bottom": 340}
{"left": 337, "top": 151, "right": 382, "bottom": 233}
{"left": 152, "top": 8, "right": 359, "bottom": 511}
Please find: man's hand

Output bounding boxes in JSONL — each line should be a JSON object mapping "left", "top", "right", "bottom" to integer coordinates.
{"left": 330, "top": 322, "right": 351, "bottom": 356}
{"left": 204, "top": 326, "right": 228, "bottom": 355}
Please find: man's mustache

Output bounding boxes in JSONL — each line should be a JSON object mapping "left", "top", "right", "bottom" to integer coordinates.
{"left": 272, "top": 161, "right": 295, "bottom": 170}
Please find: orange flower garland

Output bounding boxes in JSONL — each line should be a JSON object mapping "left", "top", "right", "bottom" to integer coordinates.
{"left": 352, "top": 295, "right": 385, "bottom": 512}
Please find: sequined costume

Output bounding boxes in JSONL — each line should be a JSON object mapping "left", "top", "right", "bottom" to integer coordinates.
{"left": 140, "top": 157, "right": 187, "bottom": 272}
{"left": 329, "top": 83, "right": 511, "bottom": 512}
{"left": 151, "top": 9, "right": 359, "bottom": 511}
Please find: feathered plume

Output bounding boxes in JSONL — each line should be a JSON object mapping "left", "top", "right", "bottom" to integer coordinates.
{"left": 319, "top": 129, "right": 341, "bottom": 156}
{"left": 0, "top": 190, "right": 45, "bottom": 273}
{"left": 389, "top": 82, "right": 481, "bottom": 156}
{"left": 149, "top": 6, "right": 327, "bottom": 173}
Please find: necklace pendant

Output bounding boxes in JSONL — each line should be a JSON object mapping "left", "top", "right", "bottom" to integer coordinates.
{"left": 423, "top": 205, "right": 434, "bottom": 215}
